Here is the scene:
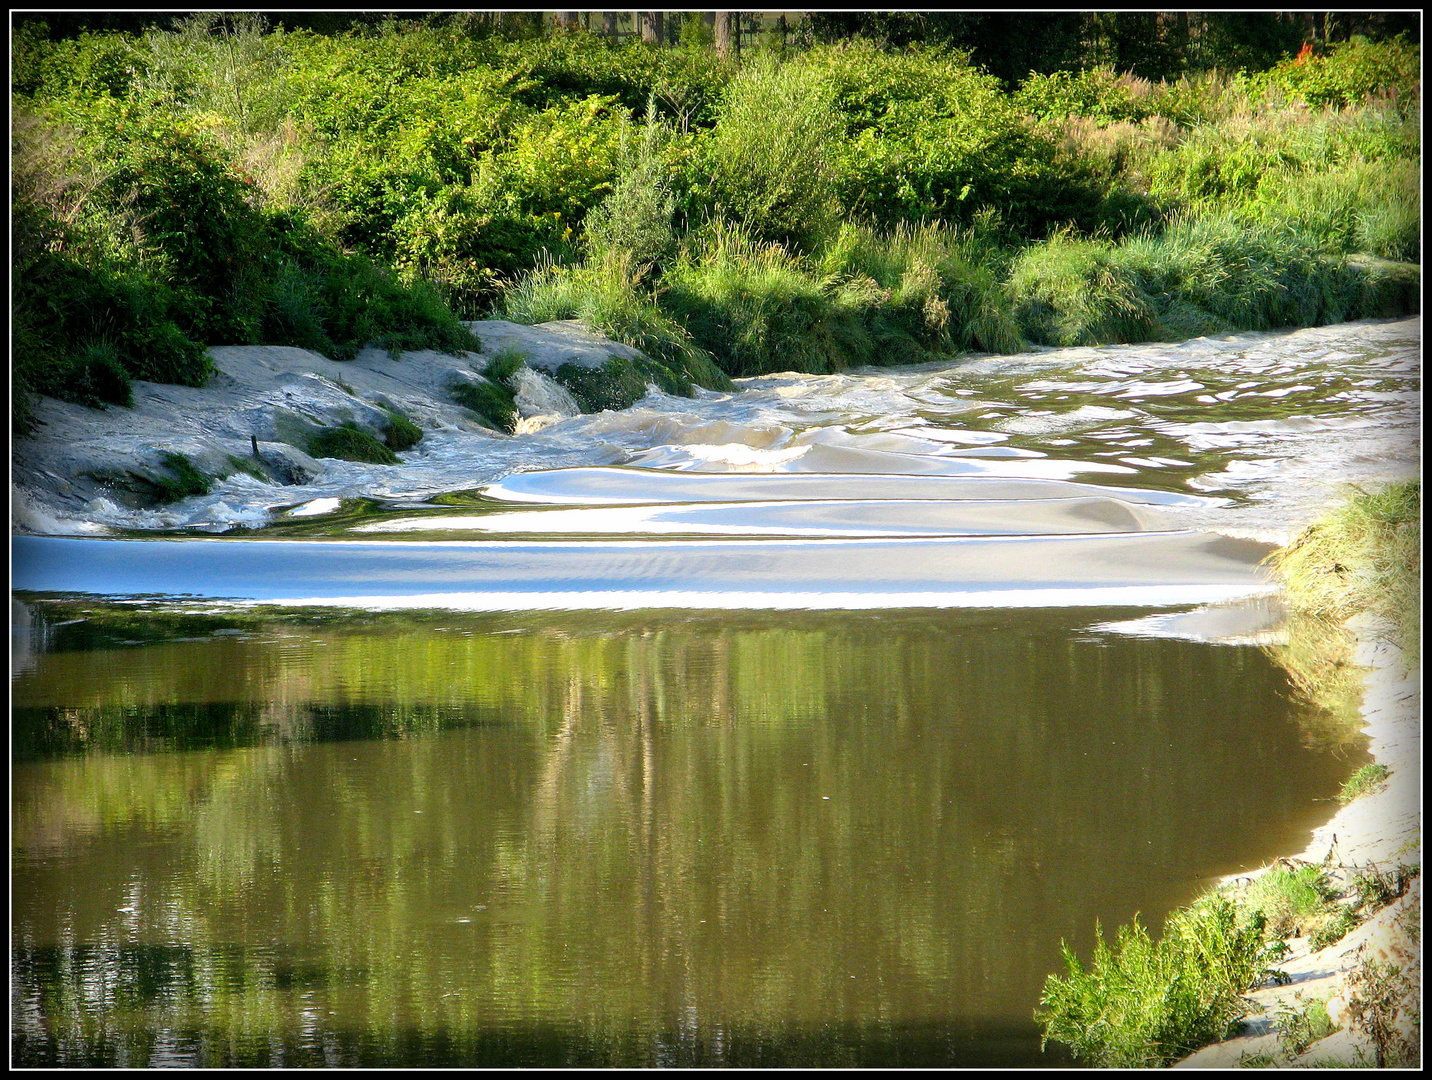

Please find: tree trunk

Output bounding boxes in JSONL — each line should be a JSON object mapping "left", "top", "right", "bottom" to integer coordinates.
{"left": 714, "top": 11, "right": 732, "bottom": 59}
{"left": 641, "top": 11, "right": 663, "bottom": 46}
{"left": 603, "top": 12, "right": 619, "bottom": 42}
{"left": 554, "top": 12, "right": 579, "bottom": 30}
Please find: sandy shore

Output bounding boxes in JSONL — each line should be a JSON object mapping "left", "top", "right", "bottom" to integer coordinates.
{"left": 1175, "top": 612, "right": 1421, "bottom": 1067}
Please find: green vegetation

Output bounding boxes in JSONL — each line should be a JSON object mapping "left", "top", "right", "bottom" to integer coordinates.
{"left": 1035, "top": 895, "right": 1287, "bottom": 1067}
{"left": 381, "top": 407, "right": 423, "bottom": 451}
{"left": 11, "top": 15, "right": 1419, "bottom": 432}
{"left": 1241, "top": 865, "right": 1340, "bottom": 940}
{"left": 450, "top": 377, "right": 519, "bottom": 433}
{"left": 1338, "top": 762, "right": 1391, "bottom": 804}
{"left": 1273, "top": 994, "right": 1339, "bottom": 1058}
{"left": 1268, "top": 480, "right": 1421, "bottom": 665}
{"left": 306, "top": 424, "right": 400, "bottom": 465}
{"left": 1036, "top": 861, "right": 1394, "bottom": 1066}
{"left": 153, "top": 451, "right": 212, "bottom": 502}
{"left": 1042, "top": 479, "right": 1421, "bottom": 1065}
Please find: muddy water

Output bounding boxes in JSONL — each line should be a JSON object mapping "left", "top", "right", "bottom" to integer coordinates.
{"left": 12, "top": 607, "right": 1365, "bottom": 1067}
{"left": 10, "top": 318, "right": 1418, "bottom": 1066}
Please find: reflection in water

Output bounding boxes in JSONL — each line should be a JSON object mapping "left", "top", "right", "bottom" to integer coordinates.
{"left": 13, "top": 607, "right": 1363, "bottom": 1066}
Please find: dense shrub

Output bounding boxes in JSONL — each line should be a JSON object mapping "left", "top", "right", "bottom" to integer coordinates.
{"left": 10, "top": 15, "right": 1422, "bottom": 427}
{"left": 1015, "top": 67, "right": 1153, "bottom": 122}
{"left": 583, "top": 106, "right": 678, "bottom": 271}
{"left": 1264, "top": 36, "right": 1420, "bottom": 112}
{"left": 696, "top": 57, "right": 845, "bottom": 249}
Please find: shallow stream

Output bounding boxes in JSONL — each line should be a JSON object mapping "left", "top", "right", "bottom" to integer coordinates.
{"left": 11, "top": 318, "right": 1420, "bottom": 1066}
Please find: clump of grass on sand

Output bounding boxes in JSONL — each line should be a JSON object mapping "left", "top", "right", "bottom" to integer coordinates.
{"left": 1035, "top": 895, "right": 1287, "bottom": 1067}
{"left": 1337, "top": 762, "right": 1390, "bottom": 804}
{"left": 1266, "top": 480, "right": 1420, "bottom": 665}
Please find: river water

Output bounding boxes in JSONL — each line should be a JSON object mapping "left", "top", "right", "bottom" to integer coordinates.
{"left": 10, "top": 318, "right": 1420, "bottom": 1066}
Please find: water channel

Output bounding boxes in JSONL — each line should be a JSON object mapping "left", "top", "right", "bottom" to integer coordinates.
{"left": 11, "top": 317, "right": 1420, "bottom": 1066}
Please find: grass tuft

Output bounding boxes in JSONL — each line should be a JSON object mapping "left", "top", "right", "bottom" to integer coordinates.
{"left": 1036, "top": 894, "right": 1287, "bottom": 1067}
{"left": 1241, "top": 866, "right": 1339, "bottom": 940}
{"left": 307, "top": 423, "right": 400, "bottom": 465}
{"left": 451, "top": 378, "right": 518, "bottom": 433}
{"left": 1337, "top": 762, "right": 1390, "bottom": 805}
{"left": 381, "top": 407, "right": 423, "bottom": 451}
{"left": 154, "top": 451, "right": 212, "bottom": 502}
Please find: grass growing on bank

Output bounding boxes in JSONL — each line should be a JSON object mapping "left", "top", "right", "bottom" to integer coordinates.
{"left": 307, "top": 424, "right": 400, "bottom": 465}
{"left": 1039, "top": 485, "right": 1421, "bottom": 1066}
{"left": 1338, "top": 762, "right": 1390, "bottom": 804}
{"left": 1267, "top": 480, "right": 1421, "bottom": 665}
{"left": 1035, "top": 896, "right": 1287, "bottom": 1067}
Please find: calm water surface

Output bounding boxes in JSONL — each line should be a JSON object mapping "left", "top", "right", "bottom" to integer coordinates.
{"left": 11, "top": 318, "right": 1416, "bottom": 1066}
{"left": 13, "top": 607, "right": 1364, "bottom": 1066}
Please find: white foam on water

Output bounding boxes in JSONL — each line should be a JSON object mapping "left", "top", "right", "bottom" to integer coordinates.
{"left": 347, "top": 496, "right": 1171, "bottom": 538}
{"left": 260, "top": 583, "right": 1277, "bottom": 613}
{"left": 480, "top": 466, "right": 1226, "bottom": 507}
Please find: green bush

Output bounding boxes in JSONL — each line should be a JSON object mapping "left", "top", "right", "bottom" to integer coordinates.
{"left": 1265, "top": 37, "right": 1421, "bottom": 112}
{"left": 1241, "top": 867, "right": 1340, "bottom": 939}
{"left": 1015, "top": 67, "right": 1152, "bottom": 123}
{"left": 1008, "top": 233, "right": 1159, "bottom": 347}
{"left": 62, "top": 342, "right": 135, "bottom": 409}
{"left": 820, "top": 219, "right": 1024, "bottom": 355}
{"left": 817, "top": 41, "right": 1104, "bottom": 236}
{"left": 317, "top": 253, "right": 479, "bottom": 360}
{"left": 661, "top": 220, "right": 870, "bottom": 375}
{"left": 503, "top": 251, "right": 731, "bottom": 391}
{"left": 583, "top": 105, "right": 678, "bottom": 271}
{"left": 698, "top": 56, "right": 845, "bottom": 249}
{"left": 154, "top": 451, "right": 213, "bottom": 502}
{"left": 450, "top": 378, "right": 518, "bottom": 432}
{"left": 1037, "top": 895, "right": 1286, "bottom": 1067}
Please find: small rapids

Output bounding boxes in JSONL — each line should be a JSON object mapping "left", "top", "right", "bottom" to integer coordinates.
{"left": 12, "top": 318, "right": 1419, "bottom": 611}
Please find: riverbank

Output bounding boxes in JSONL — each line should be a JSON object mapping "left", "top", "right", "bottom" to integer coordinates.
{"left": 1034, "top": 476, "right": 1420, "bottom": 1068}
{"left": 10, "top": 319, "right": 704, "bottom": 536}
{"left": 1174, "top": 610, "right": 1420, "bottom": 1067}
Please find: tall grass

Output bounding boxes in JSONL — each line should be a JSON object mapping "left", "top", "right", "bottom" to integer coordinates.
{"left": 660, "top": 219, "right": 870, "bottom": 375}
{"left": 1267, "top": 480, "right": 1421, "bottom": 665}
{"left": 1008, "top": 232, "right": 1161, "bottom": 347}
{"left": 501, "top": 250, "right": 731, "bottom": 391}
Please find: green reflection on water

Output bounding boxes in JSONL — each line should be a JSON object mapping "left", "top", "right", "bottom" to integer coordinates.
{"left": 12, "top": 605, "right": 1362, "bottom": 1067}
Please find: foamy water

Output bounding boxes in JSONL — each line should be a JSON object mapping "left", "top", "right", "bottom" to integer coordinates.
{"left": 12, "top": 318, "right": 1419, "bottom": 609}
